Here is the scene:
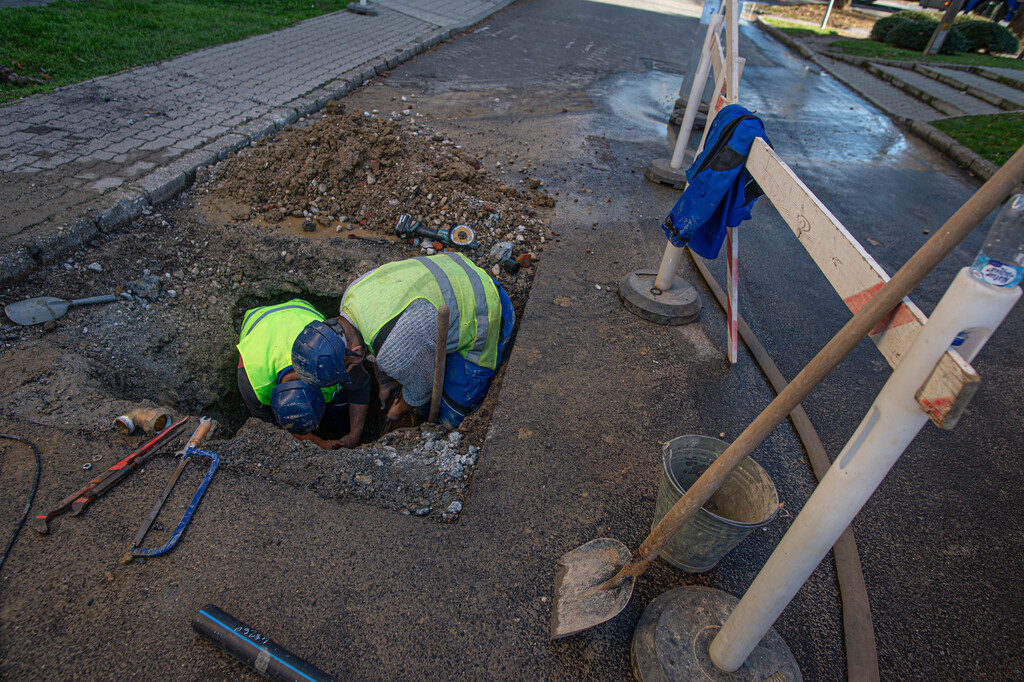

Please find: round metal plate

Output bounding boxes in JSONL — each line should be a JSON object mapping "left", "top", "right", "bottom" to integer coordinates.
{"left": 644, "top": 158, "right": 690, "bottom": 190}
{"left": 619, "top": 269, "right": 701, "bottom": 326}
{"left": 633, "top": 586, "right": 802, "bottom": 682}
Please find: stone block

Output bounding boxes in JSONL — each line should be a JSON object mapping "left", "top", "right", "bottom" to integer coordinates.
{"left": 271, "top": 108, "right": 299, "bottom": 131}
{"left": 234, "top": 117, "right": 277, "bottom": 142}
{"left": 207, "top": 133, "right": 250, "bottom": 160}
{"left": 133, "top": 166, "right": 189, "bottom": 206}
{"left": 97, "top": 192, "right": 149, "bottom": 232}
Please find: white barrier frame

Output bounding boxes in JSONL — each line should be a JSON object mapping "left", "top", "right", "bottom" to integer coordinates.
{"left": 645, "top": 4, "right": 1004, "bottom": 672}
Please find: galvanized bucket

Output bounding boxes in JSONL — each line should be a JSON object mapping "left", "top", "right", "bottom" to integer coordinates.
{"left": 652, "top": 434, "right": 779, "bottom": 573}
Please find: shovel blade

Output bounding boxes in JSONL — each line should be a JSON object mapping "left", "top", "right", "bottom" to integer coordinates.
{"left": 4, "top": 297, "right": 69, "bottom": 325}
{"left": 550, "top": 538, "right": 634, "bottom": 639}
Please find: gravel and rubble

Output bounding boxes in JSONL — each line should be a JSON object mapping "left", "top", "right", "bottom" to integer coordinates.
{"left": 215, "top": 420, "right": 481, "bottom": 521}
{"left": 200, "top": 103, "right": 557, "bottom": 300}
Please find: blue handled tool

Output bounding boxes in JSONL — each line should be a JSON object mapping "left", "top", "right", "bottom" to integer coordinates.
{"left": 120, "top": 417, "right": 218, "bottom": 563}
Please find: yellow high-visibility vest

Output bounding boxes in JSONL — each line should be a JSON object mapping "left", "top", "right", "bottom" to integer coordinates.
{"left": 342, "top": 253, "right": 502, "bottom": 369}
{"left": 237, "top": 299, "right": 338, "bottom": 405}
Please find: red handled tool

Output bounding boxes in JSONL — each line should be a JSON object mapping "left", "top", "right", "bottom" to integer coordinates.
{"left": 32, "top": 416, "right": 189, "bottom": 534}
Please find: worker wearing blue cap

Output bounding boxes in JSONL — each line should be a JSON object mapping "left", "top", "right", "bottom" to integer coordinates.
{"left": 236, "top": 299, "right": 369, "bottom": 449}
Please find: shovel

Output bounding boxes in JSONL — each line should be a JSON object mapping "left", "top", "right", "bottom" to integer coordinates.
{"left": 5, "top": 294, "right": 117, "bottom": 325}
{"left": 550, "top": 145, "right": 1024, "bottom": 639}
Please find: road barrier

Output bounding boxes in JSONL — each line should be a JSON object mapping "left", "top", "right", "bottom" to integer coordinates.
{"left": 631, "top": 0, "right": 1024, "bottom": 675}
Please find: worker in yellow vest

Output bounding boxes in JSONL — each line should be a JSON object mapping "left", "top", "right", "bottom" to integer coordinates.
{"left": 291, "top": 253, "right": 515, "bottom": 430}
{"left": 237, "top": 299, "right": 369, "bottom": 449}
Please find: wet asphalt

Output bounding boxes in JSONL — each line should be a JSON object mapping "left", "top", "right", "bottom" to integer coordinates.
{"left": 1, "top": 0, "right": 1022, "bottom": 679}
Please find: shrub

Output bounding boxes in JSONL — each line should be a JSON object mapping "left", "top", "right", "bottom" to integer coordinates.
{"left": 870, "top": 10, "right": 967, "bottom": 54}
{"left": 955, "top": 18, "right": 1020, "bottom": 54}
{"left": 870, "top": 15, "right": 908, "bottom": 42}
{"left": 885, "top": 21, "right": 936, "bottom": 51}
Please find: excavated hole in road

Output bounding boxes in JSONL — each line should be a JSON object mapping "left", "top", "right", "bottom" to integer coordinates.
{"left": 0, "top": 103, "right": 553, "bottom": 522}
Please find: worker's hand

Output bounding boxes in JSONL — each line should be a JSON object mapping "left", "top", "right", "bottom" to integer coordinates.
{"left": 379, "top": 379, "right": 399, "bottom": 409}
{"left": 337, "top": 432, "right": 360, "bottom": 449}
{"left": 387, "top": 395, "right": 413, "bottom": 421}
{"left": 292, "top": 432, "right": 342, "bottom": 450}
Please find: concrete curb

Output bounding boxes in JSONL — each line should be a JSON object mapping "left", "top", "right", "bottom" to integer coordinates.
{"left": 0, "top": 18, "right": 477, "bottom": 288}
{"left": 912, "top": 64, "right": 1021, "bottom": 110}
{"left": 754, "top": 20, "right": 1019, "bottom": 191}
{"left": 969, "top": 65, "right": 1024, "bottom": 90}
{"left": 862, "top": 62, "right": 965, "bottom": 117}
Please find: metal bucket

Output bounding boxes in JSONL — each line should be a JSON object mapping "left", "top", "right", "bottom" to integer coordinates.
{"left": 652, "top": 434, "right": 779, "bottom": 573}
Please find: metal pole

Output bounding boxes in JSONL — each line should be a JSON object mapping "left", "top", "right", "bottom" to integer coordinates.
{"left": 670, "top": 15, "right": 723, "bottom": 170}
{"left": 820, "top": 0, "right": 835, "bottom": 29}
{"left": 708, "top": 268, "right": 1021, "bottom": 672}
{"left": 924, "top": 0, "right": 967, "bottom": 55}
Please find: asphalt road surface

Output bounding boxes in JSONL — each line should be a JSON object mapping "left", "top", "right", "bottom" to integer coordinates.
{"left": 1, "top": 0, "right": 1021, "bottom": 679}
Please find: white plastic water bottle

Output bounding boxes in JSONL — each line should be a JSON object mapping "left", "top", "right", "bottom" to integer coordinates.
{"left": 970, "top": 193, "right": 1024, "bottom": 288}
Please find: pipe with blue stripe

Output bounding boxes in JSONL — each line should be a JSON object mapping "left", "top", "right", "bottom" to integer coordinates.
{"left": 192, "top": 604, "right": 336, "bottom": 682}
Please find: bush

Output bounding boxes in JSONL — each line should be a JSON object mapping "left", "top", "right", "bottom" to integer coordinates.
{"left": 870, "top": 15, "right": 907, "bottom": 42}
{"left": 886, "top": 21, "right": 936, "bottom": 51}
{"left": 869, "top": 10, "right": 968, "bottom": 54}
{"left": 955, "top": 18, "right": 1020, "bottom": 54}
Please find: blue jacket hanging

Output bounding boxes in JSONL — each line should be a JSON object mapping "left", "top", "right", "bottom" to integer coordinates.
{"left": 661, "top": 104, "right": 770, "bottom": 259}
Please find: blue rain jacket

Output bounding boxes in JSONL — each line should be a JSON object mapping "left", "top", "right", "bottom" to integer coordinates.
{"left": 661, "top": 104, "right": 770, "bottom": 259}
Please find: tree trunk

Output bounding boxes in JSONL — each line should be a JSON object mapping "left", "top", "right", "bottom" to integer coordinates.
{"left": 834, "top": 0, "right": 853, "bottom": 11}
{"left": 1009, "top": 9, "right": 1024, "bottom": 49}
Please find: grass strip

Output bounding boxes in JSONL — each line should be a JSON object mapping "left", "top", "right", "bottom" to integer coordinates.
{"left": 759, "top": 16, "right": 840, "bottom": 37}
{"left": 0, "top": 0, "right": 350, "bottom": 104}
{"left": 931, "top": 112, "right": 1024, "bottom": 166}
{"left": 827, "top": 36, "right": 1024, "bottom": 70}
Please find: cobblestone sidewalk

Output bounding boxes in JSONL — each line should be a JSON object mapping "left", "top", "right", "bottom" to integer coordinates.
{"left": 0, "top": 0, "right": 515, "bottom": 285}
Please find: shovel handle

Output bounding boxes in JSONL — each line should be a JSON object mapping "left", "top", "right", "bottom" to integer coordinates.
{"left": 69, "top": 294, "right": 117, "bottom": 307}
{"left": 611, "top": 144, "right": 1024, "bottom": 585}
{"left": 428, "top": 306, "right": 449, "bottom": 423}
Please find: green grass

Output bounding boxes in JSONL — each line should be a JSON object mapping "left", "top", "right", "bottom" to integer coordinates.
{"left": 932, "top": 112, "right": 1024, "bottom": 166}
{"left": 827, "top": 36, "right": 1024, "bottom": 70}
{"left": 0, "top": 0, "right": 350, "bottom": 104}
{"left": 759, "top": 16, "right": 840, "bottom": 37}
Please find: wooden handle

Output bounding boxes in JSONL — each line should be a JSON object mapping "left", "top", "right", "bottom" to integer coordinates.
{"left": 429, "top": 305, "right": 450, "bottom": 424}
{"left": 187, "top": 418, "right": 215, "bottom": 450}
{"left": 615, "top": 144, "right": 1024, "bottom": 583}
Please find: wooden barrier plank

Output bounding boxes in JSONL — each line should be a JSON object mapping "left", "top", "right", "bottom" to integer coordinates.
{"left": 745, "top": 137, "right": 976, "bottom": 428}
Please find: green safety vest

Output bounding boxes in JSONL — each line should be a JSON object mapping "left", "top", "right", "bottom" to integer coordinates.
{"left": 342, "top": 253, "right": 503, "bottom": 369}
{"left": 237, "top": 299, "right": 338, "bottom": 406}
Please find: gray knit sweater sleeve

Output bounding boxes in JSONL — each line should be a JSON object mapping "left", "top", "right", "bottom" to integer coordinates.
{"left": 375, "top": 300, "right": 437, "bottom": 407}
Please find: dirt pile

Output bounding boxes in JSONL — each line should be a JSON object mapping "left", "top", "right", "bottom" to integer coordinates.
{"left": 204, "top": 104, "right": 556, "bottom": 299}
{"left": 216, "top": 419, "right": 478, "bottom": 521}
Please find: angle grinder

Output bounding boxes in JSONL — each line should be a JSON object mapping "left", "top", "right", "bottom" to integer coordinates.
{"left": 395, "top": 214, "right": 476, "bottom": 248}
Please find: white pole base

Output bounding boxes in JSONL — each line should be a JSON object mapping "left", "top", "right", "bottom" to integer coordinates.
{"left": 644, "top": 158, "right": 690, "bottom": 189}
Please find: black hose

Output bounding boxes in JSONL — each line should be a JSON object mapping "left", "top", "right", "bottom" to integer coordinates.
{"left": 0, "top": 434, "right": 42, "bottom": 572}
{"left": 192, "top": 604, "right": 337, "bottom": 682}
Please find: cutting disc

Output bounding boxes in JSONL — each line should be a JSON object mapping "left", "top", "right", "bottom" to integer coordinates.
{"left": 450, "top": 225, "right": 475, "bottom": 246}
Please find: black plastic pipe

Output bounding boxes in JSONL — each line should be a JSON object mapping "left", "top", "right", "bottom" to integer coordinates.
{"left": 192, "top": 604, "right": 336, "bottom": 682}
